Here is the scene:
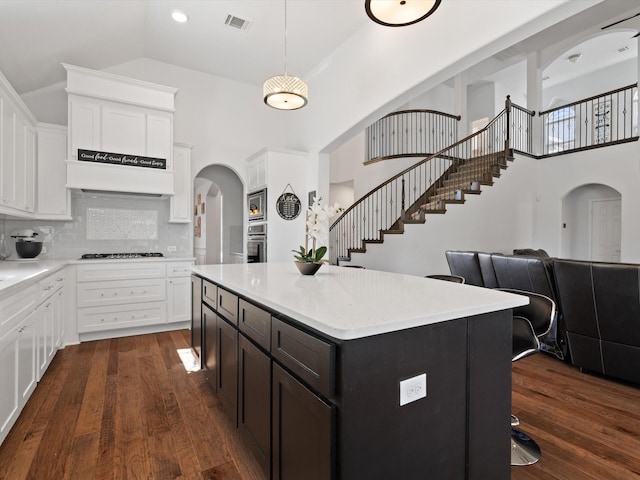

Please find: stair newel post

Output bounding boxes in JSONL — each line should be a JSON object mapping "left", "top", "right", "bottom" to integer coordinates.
{"left": 505, "top": 95, "right": 511, "bottom": 153}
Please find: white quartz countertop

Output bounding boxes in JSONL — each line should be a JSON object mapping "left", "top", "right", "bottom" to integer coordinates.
{"left": 191, "top": 262, "right": 529, "bottom": 340}
{"left": 0, "top": 256, "right": 194, "bottom": 297}
{"left": 0, "top": 260, "right": 67, "bottom": 297}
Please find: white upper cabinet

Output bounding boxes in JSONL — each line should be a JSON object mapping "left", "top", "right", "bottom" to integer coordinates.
{"left": 36, "top": 123, "right": 70, "bottom": 220}
{"left": 170, "top": 142, "right": 193, "bottom": 223}
{"left": 247, "top": 153, "right": 267, "bottom": 192}
{"left": 0, "top": 69, "right": 36, "bottom": 218}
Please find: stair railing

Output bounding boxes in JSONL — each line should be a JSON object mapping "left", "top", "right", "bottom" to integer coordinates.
{"left": 366, "top": 109, "right": 462, "bottom": 163}
{"left": 330, "top": 97, "right": 536, "bottom": 262}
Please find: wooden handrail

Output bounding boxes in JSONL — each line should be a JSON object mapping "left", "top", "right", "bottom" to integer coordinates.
{"left": 539, "top": 83, "right": 637, "bottom": 115}
{"left": 380, "top": 109, "right": 462, "bottom": 121}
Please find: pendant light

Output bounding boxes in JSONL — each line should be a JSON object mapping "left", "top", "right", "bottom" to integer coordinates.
{"left": 365, "top": 0, "right": 442, "bottom": 27}
{"left": 263, "top": 0, "right": 308, "bottom": 110}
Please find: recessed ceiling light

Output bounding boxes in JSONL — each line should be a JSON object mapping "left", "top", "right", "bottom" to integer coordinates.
{"left": 566, "top": 53, "right": 582, "bottom": 64}
{"left": 172, "top": 10, "right": 189, "bottom": 23}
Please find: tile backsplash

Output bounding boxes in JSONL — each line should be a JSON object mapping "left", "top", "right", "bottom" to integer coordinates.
{"left": 1, "top": 192, "right": 192, "bottom": 260}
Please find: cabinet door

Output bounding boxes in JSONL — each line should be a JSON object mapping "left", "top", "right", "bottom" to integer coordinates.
{"left": 191, "top": 276, "right": 202, "bottom": 364}
{"left": 23, "top": 124, "right": 35, "bottom": 213}
{"left": 203, "top": 303, "right": 217, "bottom": 392}
{"left": 101, "top": 105, "right": 145, "bottom": 155}
{"left": 272, "top": 364, "right": 334, "bottom": 480}
{"left": 1, "top": 98, "right": 16, "bottom": 207}
{"left": 36, "top": 299, "right": 55, "bottom": 379}
{"left": 147, "top": 114, "right": 173, "bottom": 169}
{"left": 36, "top": 124, "right": 70, "bottom": 219}
{"left": 54, "top": 289, "right": 65, "bottom": 348}
{"left": 239, "top": 335, "right": 271, "bottom": 479}
{"left": 0, "top": 328, "right": 19, "bottom": 445}
{"left": 17, "top": 312, "right": 37, "bottom": 407}
{"left": 217, "top": 315, "right": 238, "bottom": 423}
{"left": 69, "top": 97, "right": 100, "bottom": 158}
{"left": 168, "top": 277, "right": 191, "bottom": 323}
{"left": 169, "top": 145, "right": 191, "bottom": 223}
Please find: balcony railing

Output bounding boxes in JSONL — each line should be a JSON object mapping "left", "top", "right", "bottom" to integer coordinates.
{"left": 540, "top": 83, "right": 638, "bottom": 156}
{"left": 365, "top": 109, "right": 461, "bottom": 163}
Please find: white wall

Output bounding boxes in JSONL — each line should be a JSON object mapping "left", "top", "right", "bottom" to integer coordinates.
{"left": 543, "top": 58, "right": 637, "bottom": 108}
{"left": 261, "top": 149, "right": 310, "bottom": 262}
{"left": 329, "top": 181, "right": 354, "bottom": 212}
{"left": 535, "top": 141, "right": 640, "bottom": 262}
{"left": 349, "top": 155, "right": 538, "bottom": 276}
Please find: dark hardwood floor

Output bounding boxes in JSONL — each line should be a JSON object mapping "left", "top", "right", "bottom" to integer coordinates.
{"left": 1, "top": 330, "right": 639, "bottom": 479}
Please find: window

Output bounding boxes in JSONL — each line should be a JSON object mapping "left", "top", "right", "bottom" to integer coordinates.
{"left": 546, "top": 106, "right": 575, "bottom": 154}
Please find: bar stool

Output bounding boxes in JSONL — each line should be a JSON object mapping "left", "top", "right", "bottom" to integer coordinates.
{"left": 425, "top": 274, "right": 465, "bottom": 283}
{"left": 500, "top": 288, "right": 556, "bottom": 466}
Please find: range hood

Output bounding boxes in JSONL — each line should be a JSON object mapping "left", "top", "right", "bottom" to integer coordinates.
{"left": 66, "top": 160, "right": 174, "bottom": 197}
{"left": 63, "top": 64, "right": 177, "bottom": 197}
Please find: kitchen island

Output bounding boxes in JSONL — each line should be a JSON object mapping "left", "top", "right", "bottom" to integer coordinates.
{"left": 191, "top": 262, "right": 527, "bottom": 480}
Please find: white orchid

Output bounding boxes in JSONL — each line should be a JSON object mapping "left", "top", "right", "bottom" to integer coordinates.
{"left": 293, "top": 197, "right": 344, "bottom": 263}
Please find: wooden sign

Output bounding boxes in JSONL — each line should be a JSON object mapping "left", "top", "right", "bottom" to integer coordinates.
{"left": 78, "top": 149, "right": 167, "bottom": 170}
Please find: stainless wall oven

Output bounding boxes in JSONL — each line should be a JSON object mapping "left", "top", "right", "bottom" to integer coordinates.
{"left": 247, "top": 223, "right": 267, "bottom": 263}
{"left": 248, "top": 188, "right": 267, "bottom": 222}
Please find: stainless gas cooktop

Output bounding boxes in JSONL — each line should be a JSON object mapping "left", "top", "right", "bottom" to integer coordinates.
{"left": 80, "top": 252, "right": 164, "bottom": 260}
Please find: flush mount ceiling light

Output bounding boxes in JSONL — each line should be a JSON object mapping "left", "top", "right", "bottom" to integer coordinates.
{"left": 171, "top": 10, "right": 189, "bottom": 23}
{"left": 263, "top": 0, "right": 308, "bottom": 110}
{"left": 365, "top": 0, "right": 442, "bottom": 27}
{"left": 566, "top": 53, "right": 582, "bottom": 64}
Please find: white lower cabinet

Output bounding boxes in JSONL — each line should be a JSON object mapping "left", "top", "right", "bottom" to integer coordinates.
{"left": 0, "top": 283, "right": 39, "bottom": 446}
{"left": 76, "top": 260, "right": 193, "bottom": 336}
{"left": 35, "top": 269, "right": 66, "bottom": 380}
{"left": 167, "top": 261, "right": 192, "bottom": 323}
{"left": 17, "top": 312, "right": 37, "bottom": 408}
{"left": 0, "top": 326, "right": 20, "bottom": 445}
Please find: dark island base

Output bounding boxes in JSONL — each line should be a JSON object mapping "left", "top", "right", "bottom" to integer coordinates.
{"left": 334, "top": 310, "right": 512, "bottom": 480}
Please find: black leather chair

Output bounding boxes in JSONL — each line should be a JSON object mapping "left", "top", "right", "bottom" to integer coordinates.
{"left": 445, "top": 250, "right": 484, "bottom": 286}
{"left": 554, "top": 259, "right": 640, "bottom": 384}
{"left": 491, "top": 254, "right": 567, "bottom": 361}
{"left": 501, "top": 288, "right": 556, "bottom": 466}
{"left": 425, "top": 274, "right": 465, "bottom": 283}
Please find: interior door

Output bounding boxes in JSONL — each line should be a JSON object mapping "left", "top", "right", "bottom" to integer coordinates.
{"left": 591, "top": 198, "right": 621, "bottom": 262}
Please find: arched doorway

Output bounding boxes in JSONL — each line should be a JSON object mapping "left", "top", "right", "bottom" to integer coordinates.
{"left": 561, "top": 183, "right": 621, "bottom": 261}
{"left": 194, "top": 165, "right": 244, "bottom": 265}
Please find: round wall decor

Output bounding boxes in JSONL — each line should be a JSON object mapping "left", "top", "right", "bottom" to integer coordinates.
{"left": 276, "top": 184, "right": 302, "bottom": 220}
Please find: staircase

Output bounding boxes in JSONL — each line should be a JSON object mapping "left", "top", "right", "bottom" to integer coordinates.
{"left": 407, "top": 150, "right": 514, "bottom": 221}
{"left": 330, "top": 97, "right": 529, "bottom": 262}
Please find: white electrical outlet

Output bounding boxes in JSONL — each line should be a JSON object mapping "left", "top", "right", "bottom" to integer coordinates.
{"left": 167, "top": 246, "right": 177, "bottom": 252}
{"left": 399, "top": 373, "right": 427, "bottom": 406}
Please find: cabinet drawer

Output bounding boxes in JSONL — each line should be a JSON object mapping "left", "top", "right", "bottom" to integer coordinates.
{"left": 78, "top": 301, "right": 166, "bottom": 333}
{"left": 239, "top": 299, "right": 271, "bottom": 351}
{"left": 271, "top": 317, "right": 335, "bottom": 398}
{"left": 202, "top": 279, "right": 217, "bottom": 309}
{"left": 166, "top": 261, "right": 193, "bottom": 278}
{"left": 218, "top": 287, "right": 238, "bottom": 325}
{"left": 77, "top": 278, "right": 166, "bottom": 308}
{"left": 0, "top": 284, "right": 37, "bottom": 339}
{"left": 37, "top": 269, "right": 66, "bottom": 305}
{"left": 76, "top": 262, "right": 166, "bottom": 282}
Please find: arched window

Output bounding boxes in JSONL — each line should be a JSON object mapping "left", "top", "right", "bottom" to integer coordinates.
{"left": 546, "top": 106, "right": 576, "bottom": 153}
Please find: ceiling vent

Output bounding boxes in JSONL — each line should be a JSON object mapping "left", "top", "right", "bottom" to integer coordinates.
{"left": 492, "top": 46, "right": 522, "bottom": 62}
{"left": 225, "top": 14, "right": 251, "bottom": 31}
